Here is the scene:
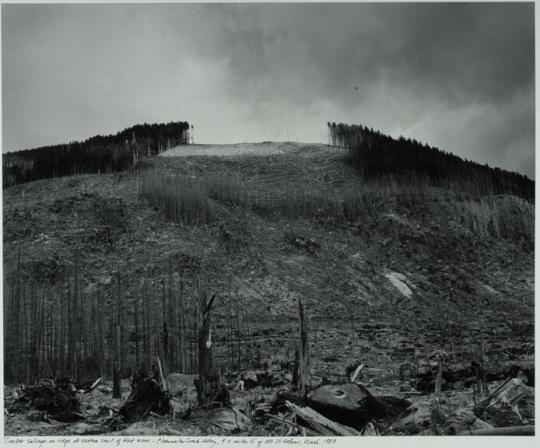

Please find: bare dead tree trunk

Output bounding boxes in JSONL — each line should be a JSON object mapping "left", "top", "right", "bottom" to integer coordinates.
{"left": 194, "top": 301, "right": 199, "bottom": 373}
{"left": 73, "top": 249, "right": 80, "bottom": 380}
{"left": 117, "top": 267, "right": 124, "bottom": 377}
{"left": 51, "top": 292, "right": 57, "bottom": 378}
{"left": 168, "top": 260, "right": 174, "bottom": 371}
{"left": 195, "top": 292, "right": 229, "bottom": 406}
{"left": 23, "top": 285, "right": 29, "bottom": 384}
{"left": 297, "top": 299, "right": 311, "bottom": 398}
{"left": 91, "top": 292, "right": 97, "bottom": 376}
{"left": 113, "top": 324, "right": 122, "bottom": 399}
{"left": 13, "top": 245, "right": 21, "bottom": 383}
{"left": 61, "top": 290, "right": 66, "bottom": 375}
{"left": 80, "top": 290, "right": 85, "bottom": 379}
{"left": 98, "top": 292, "right": 105, "bottom": 378}
{"left": 227, "top": 298, "right": 233, "bottom": 371}
{"left": 135, "top": 295, "right": 140, "bottom": 369}
{"left": 6, "top": 283, "right": 15, "bottom": 382}
{"left": 179, "top": 277, "right": 185, "bottom": 373}
{"left": 112, "top": 267, "right": 122, "bottom": 398}
{"left": 143, "top": 282, "right": 151, "bottom": 372}
{"left": 161, "top": 278, "right": 168, "bottom": 368}
{"left": 434, "top": 352, "right": 443, "bottom": 396}
{"left": 235, "top": 301, "right": 242, "bottom": 370}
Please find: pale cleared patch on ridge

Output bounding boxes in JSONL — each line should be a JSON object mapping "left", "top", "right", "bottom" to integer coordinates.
{"left": 160, "top": 142, "right": 302, "bottom": 158}
{"left": 384, "top": 271, "right": 413, "bottom": 298}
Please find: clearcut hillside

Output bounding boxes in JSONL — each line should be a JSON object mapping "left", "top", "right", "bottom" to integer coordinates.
{"left": 3, "top": 142, "right": 534, "bottom": 384}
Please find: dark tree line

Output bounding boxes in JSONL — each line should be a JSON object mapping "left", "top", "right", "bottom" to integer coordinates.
{"left": 3, "top": 121, "right": 192, "bottom": 187}
{"left": 327, "top": 122, "right": 534, "bottom": 201}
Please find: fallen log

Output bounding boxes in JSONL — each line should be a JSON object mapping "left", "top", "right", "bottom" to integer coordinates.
{"left": 285, "top": 400, "right": 360, "bottom": 436}
{"left": 458, "top": 425, "right": 534, "bottom": 436}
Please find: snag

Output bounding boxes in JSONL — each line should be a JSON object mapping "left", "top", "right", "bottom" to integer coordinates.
{"left": 194, "top": 292, "right": 230, "bottom": 407}
{"left": 294, "top": 300, "right": 311, "bottom": 398}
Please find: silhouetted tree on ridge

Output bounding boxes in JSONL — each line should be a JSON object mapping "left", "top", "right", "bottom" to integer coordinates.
{"left": 327, "top": 122, "right": 534, "bottom": 201}
{"left": 3, "top": 121, "right": 191, "bottom": 187}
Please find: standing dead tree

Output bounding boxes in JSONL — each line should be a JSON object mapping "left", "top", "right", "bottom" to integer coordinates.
{"left": 194, "top": 292, "right": 229, "bottom": 407}
{"left": 112, "top": 267, "right": 122, "bottom": 399}
{"left": 296, "top": 299, "right": 311, "bottom": 399}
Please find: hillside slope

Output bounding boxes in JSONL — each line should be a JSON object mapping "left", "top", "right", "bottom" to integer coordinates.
{"left": 3, "top": 142, "right": 534, "bottom": 385}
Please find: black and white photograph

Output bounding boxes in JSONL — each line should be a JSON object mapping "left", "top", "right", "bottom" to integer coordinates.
{"left": 1, "top": 0, "right": 536, "bottom": 439}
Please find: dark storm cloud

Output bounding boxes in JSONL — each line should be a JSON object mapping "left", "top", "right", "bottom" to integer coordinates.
{"left": 2, "top": 3, "right": 534, "bottom": 177}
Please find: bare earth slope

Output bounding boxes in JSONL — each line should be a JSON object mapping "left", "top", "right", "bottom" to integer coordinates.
{"left": 3, "top": 142, "right": 534, "bottom": 434}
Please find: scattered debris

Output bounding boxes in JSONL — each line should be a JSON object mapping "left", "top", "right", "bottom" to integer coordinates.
{"left": 233, "top": 380, "right": 245, "bottom": 392}
{"left": 474, "top": 377, "right": 535, "bottom": 427}
{"left": 285, "top": 232, "right": 320, "bottom": 255}
{"left": 8, "top": 378, "right": 84, "bottom": 423}
{"left": 238, "top": 370, "right": 288, "bottom": 389}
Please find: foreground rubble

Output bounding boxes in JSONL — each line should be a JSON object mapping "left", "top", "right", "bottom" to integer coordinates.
{"left": 4, "top": 355, "right": 534, "bottom": 436}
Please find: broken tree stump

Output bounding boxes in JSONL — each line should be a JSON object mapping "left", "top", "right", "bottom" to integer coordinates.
{"left": 119, "top": 371, "right": 171, "bottom": 423}
{"left": 194, "top": 293, "right": 229, "bottom": 407}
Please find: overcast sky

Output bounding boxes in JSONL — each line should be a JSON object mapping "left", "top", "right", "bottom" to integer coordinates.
{"left": 1, "top": 3, "right": 535, "bottom": 177}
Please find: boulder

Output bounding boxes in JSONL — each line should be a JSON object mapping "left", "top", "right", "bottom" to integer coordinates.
{"left": 306, "top": 383, "right": 387, "bottom": 429}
